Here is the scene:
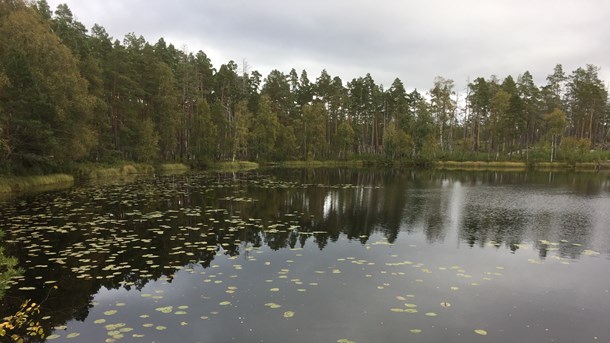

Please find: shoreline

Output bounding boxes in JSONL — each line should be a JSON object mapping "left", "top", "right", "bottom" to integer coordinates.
{"left": 2, "top": 160, "right": 609, "bottom": 195}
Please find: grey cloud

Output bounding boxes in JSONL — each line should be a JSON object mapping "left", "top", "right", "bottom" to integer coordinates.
{"left": 50, "top": 0, "right": 610, "bottom": 90}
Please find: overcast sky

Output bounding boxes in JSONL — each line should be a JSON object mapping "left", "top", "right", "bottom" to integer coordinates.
{"left": 47, "top": 0, "right": 610, "bottom": 92}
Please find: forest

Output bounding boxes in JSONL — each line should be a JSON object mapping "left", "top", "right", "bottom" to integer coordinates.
{"left": 1, "top": 0, "right": 609, "bottom": 175}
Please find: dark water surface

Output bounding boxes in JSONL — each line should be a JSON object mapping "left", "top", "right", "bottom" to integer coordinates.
{"left": 1, "top": 169, "right": 609, "bottom": 342}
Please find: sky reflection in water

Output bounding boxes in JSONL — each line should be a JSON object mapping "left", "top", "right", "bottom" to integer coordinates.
{"left": 1, "top": 169, "right": 609, "bottom": 342}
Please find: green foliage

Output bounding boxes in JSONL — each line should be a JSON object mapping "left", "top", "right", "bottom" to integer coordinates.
{"left": 274, "top": 124, "right": 298, "bottom": 161}
{"left": 543, "top": 108, "right": 567, "bottom": 139}
{"left": 336, "top": 121, "right": 355, "bottom": 158}
{"left": 232, "top": 100, "right": 252, "bottom": 161}
{"left": 250, "top": 95, "right": 279, "bottom": 161}
{"left": 384, "top": 125, "right": 413, "bottom": 160}
{"left": 0, "top": 2, "right": 95, "bottom": 169}
{"left": 0, "top": 232, "right": 20, "bottom": 300}
{"left": 300, "top": 102, "right": 327, "bottom": 160}
{"left": 189, "top": 97, "right": 217, "bottom": 162}
{"left": 413, "top": 101, "right": 437, "bottom": 160}
{"left": 429, "top": 77, "right": 456, "bottom": 152}
{"left": 558, "top": 137, "right": 591, "bottom": 164}
{"left": 0, "top": 0, "right": 609, "bottom": 173}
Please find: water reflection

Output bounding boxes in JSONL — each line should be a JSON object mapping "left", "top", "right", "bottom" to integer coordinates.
{"left": 0, "top": 169, "right": 609, "bottom": 341}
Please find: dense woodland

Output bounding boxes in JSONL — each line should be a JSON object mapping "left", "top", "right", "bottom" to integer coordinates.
{"left": 1, "top": 0, "right": 609, "bottom": 174}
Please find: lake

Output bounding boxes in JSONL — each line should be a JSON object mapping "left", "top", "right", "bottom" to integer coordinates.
{"left": 1, "top": 168, "right": 609, "bottom": 342}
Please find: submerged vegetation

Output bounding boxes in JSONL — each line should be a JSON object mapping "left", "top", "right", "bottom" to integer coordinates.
{"left": 0, "top": 0, "right": 609, "bottom": 177}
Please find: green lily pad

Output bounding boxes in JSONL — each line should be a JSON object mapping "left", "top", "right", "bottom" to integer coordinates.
{"left": 155, "top": 306, "right": 173, "bottom": 314}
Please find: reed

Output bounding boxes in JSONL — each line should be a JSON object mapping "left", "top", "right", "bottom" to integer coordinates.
{"left": 0, "top": 174, "right": 74, "bottom": 193}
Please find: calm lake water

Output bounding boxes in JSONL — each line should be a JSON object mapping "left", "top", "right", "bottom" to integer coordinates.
{"left": 1, "top": 169, "right": 610, "bottom": 342}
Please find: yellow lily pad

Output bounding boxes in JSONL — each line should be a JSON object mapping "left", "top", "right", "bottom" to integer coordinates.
{"left": 475, "top": 329, "right": 488, "bottom": 335}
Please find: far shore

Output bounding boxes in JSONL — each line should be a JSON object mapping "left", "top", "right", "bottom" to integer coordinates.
{"left": 2, "top": 160, "right": 608, "bottom": 196}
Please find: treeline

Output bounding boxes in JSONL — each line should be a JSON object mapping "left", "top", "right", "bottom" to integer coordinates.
{"left": 1, "top": 0, "right": 609, "bottom": 174}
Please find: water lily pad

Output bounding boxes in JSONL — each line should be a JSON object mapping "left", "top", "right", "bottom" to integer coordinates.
{"left": 66, "top": 332, "right": 80, "bottom": 338}
{"left": 283, "top": 311, "right": 295, "bottom": 318}
{"left": 265, "top": 302, "right": 281, "bottom": 309}
{"left": 155, "top": 306, "right": 173, "bottom": 314}
{"left": 475, "top": 329, "right": 488, "bottom": 336}
{"left": 94, "top": 319, "right": 106, "bottom": 324}
{"left": 410, "top": 329, "right": 422, "bottom": 334}
{"left": 104, "top": 310, "right": 117, "bottom": 316}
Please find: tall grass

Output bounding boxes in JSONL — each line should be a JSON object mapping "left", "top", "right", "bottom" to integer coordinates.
{"left": 72, "top": 163, "right": 154, "bottom": 179}
{"left": 0, "top": 174, "right": 74, "bottom": 193}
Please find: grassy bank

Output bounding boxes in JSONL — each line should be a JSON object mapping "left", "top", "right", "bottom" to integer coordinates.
{"left": 435, "top": 160, "right": 610, "bottom": 171}
{"left": 534, "top": 161, "right": 610, "bottom": 171}
{"left": 435, "top": 161, "right": 527, "bottom": 171}
{"left": 72, "top": 163, "right": 155, "bottom": 180}
{"left": 275, "top": 160, "right": 366, "bottom": 168}
{"left": 0, "top": 174, "right": 74, "bottom": 193}
{"left": 209, "top": 161, "right": 260, "bottom": 172}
